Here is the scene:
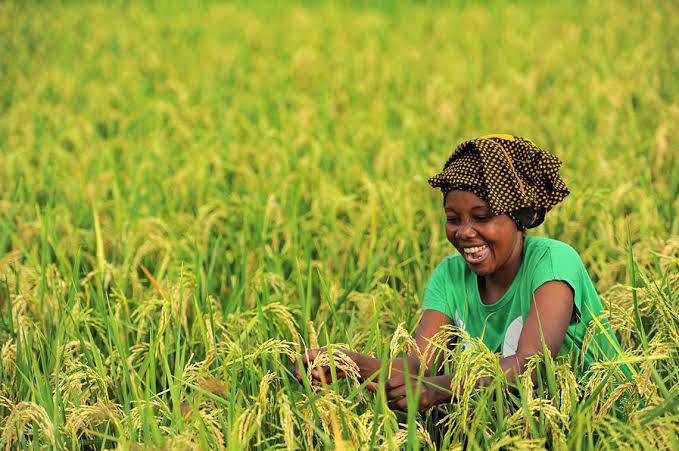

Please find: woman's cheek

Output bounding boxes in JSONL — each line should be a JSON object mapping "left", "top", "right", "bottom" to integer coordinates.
{"left": 445, "top": 224, "right": 456, "bottom": 242}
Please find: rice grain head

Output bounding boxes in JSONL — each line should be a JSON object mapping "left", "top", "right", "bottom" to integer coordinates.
{"left": 489, "top": 436, "right": 546, "bottom": 451}
{"left": 257, "top": 372, "right": 277, "bottom": 410}
{"left": 555, "top": 362, "right": 578, "bottom": 416}
{"left": 64, "top": 401, "right": 123, "bottom": 440}
{"left": 248, "top": 338, "right": 297, "bottom": 363}
{"left": 196, "top": 403, "right": 225, "bottom": 450}
{"left": 307, "top": 320, "right": 319, "bottom": 349}
{"left": 235, "top": 404, "right": 259, "bottom": 447}
{"left": 306, "top": 345, "right": 361, "bottom": 388}
{"left": 1, "top": 402, "right": 56, "bottom": 450}
{"left": 277, "top": 391, "right": 297, "bottom": 451}
{"left": 389, "top": 322, "right": 418, "bottom": 377}
{"left": 0, "top": 339, "right": 16, "bottom": 380}
{"left": 262, "top": 302, "right": 299, "bottom": 338}
{"left": 57, "top": 361, "right": 110, "bottom": 405}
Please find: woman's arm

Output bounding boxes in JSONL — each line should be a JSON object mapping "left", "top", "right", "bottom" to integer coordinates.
{"left": 385, "top": 280, "right": 574, "bottom": 410}
{"left": 295, "top": 310, "right": 452, "bottom": 384}
{"left": 494, "top": 280, "right": 574, "bottom": 384}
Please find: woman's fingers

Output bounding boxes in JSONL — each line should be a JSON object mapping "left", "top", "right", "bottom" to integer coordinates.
{"left": 384, "top": 374, "right": 405, "bottom": 392}
{"left": 309, "top": 366, "right": 347, "bottom": 384}
{"left": 385, "top": 374, "right": 429, "bottom": 410}
{"left": 385, "top": 374, "right": 408, "bottom": 406}
{"left": 293, "top": 361, "right": 301, "bottom": 381}
{"left": 295, "top": 347, "right": 351, "bottom": 384}
{"left": 386, "top": 384, "right": 407, "bottom": 400}
{"left": 388, "top": 397, "right": 408, "bottom": 411}
{"left": 310, "top": 368, "right": 327, "bottom": 384}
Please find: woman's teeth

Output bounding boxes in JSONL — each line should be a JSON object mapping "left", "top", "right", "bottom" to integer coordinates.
{"left": 462, "top": 245, "right": 490, "bottom": 264}
{"left": 463, "top": 245, "right": 486, "bottom": 254}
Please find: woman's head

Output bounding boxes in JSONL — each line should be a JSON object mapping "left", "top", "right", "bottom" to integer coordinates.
{"left": 444, "top": 190, "right": 523, "bottom": 276}
{"left": 430, "top": 134, "right": 569, "bottom": 272}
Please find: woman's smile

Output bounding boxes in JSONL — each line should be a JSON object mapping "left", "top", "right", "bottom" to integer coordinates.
{"left": 461, "top": 244, "right": 490, "bottom": 265}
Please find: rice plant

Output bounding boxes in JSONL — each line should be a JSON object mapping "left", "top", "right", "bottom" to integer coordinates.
{"left": 0, "top": 0, "right": 677, "bottom": 449}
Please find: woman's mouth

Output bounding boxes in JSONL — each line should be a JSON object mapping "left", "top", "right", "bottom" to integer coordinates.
{"left": 462, "top": 245, "right": 490, "bottom": 265}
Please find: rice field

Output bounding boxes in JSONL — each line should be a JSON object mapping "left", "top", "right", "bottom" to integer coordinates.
{"left": 0, "top": 0, "right": 677, "bottom": 449}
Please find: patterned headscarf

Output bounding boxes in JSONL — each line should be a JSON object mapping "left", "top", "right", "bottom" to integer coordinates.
{"left": 428, "top": 134, "right": 569, "bottom": 230}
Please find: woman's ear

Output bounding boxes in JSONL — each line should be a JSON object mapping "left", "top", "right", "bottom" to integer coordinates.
{"left": 512, "top": 207, "right": 535, "bottom": 229}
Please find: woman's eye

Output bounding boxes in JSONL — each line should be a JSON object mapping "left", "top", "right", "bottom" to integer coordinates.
{"left": 474, "top": 216, "right": 490, "bottom": 222}
{"left": 446, "top": 217, "right": 459, "bottom": 223}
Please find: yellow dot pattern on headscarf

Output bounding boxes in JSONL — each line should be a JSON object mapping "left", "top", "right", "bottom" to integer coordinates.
{"left": 428, "top": 134, "right": 570, "bottom": 229}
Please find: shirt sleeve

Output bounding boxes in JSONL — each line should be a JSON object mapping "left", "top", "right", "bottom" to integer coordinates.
{"left": 421, "top": 259, "right": 454, "bottom": 319}
{"left": 530, "top": 243, "right": 585, "bottom": 322}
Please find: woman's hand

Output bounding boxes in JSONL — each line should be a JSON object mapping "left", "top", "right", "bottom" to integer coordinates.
{"left": 385, "top": 373, "right": 453, "bottom": 411}
{"left": 294, "top": 348, "right": 341, "bottom": 385}
{"left": 294, "top": 348, "right": 381, "bottom": 389}
{"left": 293, "top": 311, "right": 451, "bottom": 390}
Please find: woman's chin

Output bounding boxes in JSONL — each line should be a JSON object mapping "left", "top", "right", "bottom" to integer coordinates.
{"left": 467, "top": 261, "right": 494, "bottom": 276}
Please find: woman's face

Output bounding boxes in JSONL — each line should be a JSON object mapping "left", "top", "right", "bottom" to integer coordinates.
{"left": 444, "top": 190, "right": 523, "bottom": 276}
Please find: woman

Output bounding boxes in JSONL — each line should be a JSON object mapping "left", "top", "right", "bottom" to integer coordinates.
{"left": 295, "top": 134, "right": 624, "bottom": 411}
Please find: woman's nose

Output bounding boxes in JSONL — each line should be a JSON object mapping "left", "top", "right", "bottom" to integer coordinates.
{"left": 455, "top": 220, "right": 478, "bottom": 240}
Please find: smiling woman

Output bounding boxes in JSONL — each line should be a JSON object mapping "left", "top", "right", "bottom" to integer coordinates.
{"left": 296, "top": 134, "right": 629, "bottom": 411}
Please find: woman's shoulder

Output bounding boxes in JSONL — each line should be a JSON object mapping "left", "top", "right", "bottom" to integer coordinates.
{"left": 524, "top": 235, "right": 586, "bottom": 277}
{"left": 525, "top": 235, "right": 581, "bottom": 260}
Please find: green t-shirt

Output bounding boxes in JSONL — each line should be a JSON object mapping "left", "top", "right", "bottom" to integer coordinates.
{"left": 422, "top": 235, "right": 623, "bottom": 373}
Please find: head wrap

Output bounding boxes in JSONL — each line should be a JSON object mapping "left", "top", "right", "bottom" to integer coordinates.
{"left": 428, "top": 134, "right": 569, "bottom": 230}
